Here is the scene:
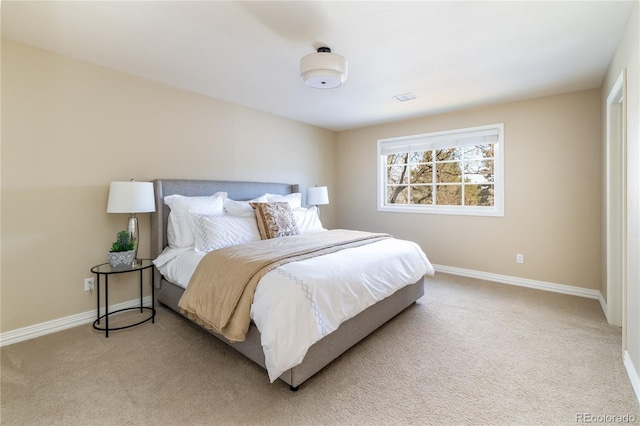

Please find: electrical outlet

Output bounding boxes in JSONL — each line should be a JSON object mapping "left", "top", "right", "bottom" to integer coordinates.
{"left": 84, "top": 277, "right": 95, "bottom": 291}
{"left": 516, "top": 254, "right": 524, "bottom": 264}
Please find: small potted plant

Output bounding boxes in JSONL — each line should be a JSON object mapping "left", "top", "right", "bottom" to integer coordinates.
{"left": 108, "top": 230, "right": 136, "bottom": 270}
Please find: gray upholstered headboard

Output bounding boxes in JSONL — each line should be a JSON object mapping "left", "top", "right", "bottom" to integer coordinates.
{"left": 150, "top": 179, "right": 299, "bottom": 288}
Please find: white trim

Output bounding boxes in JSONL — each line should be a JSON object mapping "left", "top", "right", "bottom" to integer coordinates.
{"left": 432, "top": 264, "right": 600, "bottom": 299}
{"left": 599, "top": 292, "right": 610, "bottom": 323}
{"left": 605, "top": 68, "right": 627, "bottom": 328}
{"left": 433, "top": 265, "right": 640, "bottom": 403}
{"left": 2, "top": 274, "right": 636, "bottom": 406}
{"left": 0, "top": 296, "right": 153, "bottom": 347}
{"left": 623, "top": 351, "right": 640, "bottom": 405}
{"left": 377, "top": 204, "right": 504, "bottom": 217}
{"left": 379, "top": 127, "right": 500, "bottom": 154}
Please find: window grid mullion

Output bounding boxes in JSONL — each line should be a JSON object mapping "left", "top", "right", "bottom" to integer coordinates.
{"left": 407, "top": 160, "right": 411, "bottom": 204}
{"left": 431, "top": 150, "right": 436, "bottom": 205}
{"left": 461, "top": 147, "right": 466, "bottom": 206}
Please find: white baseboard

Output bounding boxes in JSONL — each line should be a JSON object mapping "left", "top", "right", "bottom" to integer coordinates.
{"left": 624, "top": 351, "right": 640, "bottom": 405}
{"left": 598, "top": 292, "right": 610, "bottom": 322}
{"left": 2, "top": 268, "right": 637, "bottom": 406}
{"left": 0, "top": 267, "right": 612, "bottom": 347}
{"left": 0, "top": 296, "right": 153, "bottom": 347}
{"left": 432, "top": 264, "right": 638, "bottom": 404}
{"left": 432, "top": 264, "right": 601, "bottom": 300}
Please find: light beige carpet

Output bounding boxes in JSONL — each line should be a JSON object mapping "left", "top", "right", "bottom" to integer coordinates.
{"left": 1, "top": 273, "right": 639, "bottom": 425}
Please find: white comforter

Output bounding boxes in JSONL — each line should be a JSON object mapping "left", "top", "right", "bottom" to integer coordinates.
{"left": 155, "top": 237, "right": 434, "bottom": 382}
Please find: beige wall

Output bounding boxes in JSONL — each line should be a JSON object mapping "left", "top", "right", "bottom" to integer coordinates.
{"left": 602, "top": 2, "right": 640, "bottom": 387}
{"left": 0, "top": 40, "right": 336, "bottom": 333}
{"left": 336, "top": 90, "right": 602, "bottom": 290}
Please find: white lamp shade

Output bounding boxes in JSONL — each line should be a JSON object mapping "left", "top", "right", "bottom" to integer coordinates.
{"left": 107, "top": 181, "right": 156, "bottom": 213}
{"left": 307, "top": 186, "right": 329, "bottom": 206}
{"left": 300, "top": 51, "right": 347, "bottom": 89}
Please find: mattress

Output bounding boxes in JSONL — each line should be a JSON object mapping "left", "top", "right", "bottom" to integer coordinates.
{"left": 154, "top": 235, "right": 433, "bottom": 381}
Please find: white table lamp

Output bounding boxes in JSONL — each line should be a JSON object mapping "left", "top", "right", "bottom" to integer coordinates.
{"left": 307, "top": 186, "right": 329, "bottom": 218}
{"left": 107, "top": 180, "right": 155, "bottom": 266}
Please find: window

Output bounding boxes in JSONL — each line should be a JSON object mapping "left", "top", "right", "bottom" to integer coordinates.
{"left": 377, "top": 123, "right": 504, "bottom": 216}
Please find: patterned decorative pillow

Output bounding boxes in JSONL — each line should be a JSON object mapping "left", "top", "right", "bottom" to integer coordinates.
{"left": 250, "top": 202, "right": 299, "bottom": 240}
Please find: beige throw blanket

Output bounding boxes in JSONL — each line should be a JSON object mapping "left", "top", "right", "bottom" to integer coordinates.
{"left": 178, "top": 229, "right": 391, "bottom": 342}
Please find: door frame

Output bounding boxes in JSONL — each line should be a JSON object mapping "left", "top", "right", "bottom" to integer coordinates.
{"left": 605, "top": 69, "right": 627, "bottom": 344}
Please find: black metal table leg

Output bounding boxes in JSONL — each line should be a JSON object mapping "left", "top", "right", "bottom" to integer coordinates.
{"left": 151, "top": 267, "right": 155, "bottom": 323}
{"left": 96, "top": 274, "right": 100, "bottom": 325}
{"left": 105, "top": 274, "right": 109, "bottom": 338}
{"left": 139, "top": 269, "right": 143, "bottom": 313}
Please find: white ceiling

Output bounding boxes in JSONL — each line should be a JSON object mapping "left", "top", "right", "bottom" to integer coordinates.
{"left": 2, "top": 1, "right": 635, "bottom": 131}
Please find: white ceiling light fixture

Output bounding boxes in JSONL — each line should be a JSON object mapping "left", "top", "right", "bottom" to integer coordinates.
{"left": 300, "top": 47, "right": 348, "bottom": 89}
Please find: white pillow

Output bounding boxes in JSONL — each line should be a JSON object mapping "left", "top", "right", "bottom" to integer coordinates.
{"left": 264, "top": 192, "right": 302, "bottom": 209}
{"left": 292, "top": 206, "right": 326, "bottom": 234}
{"left": 188, "top": 213, "right": 261, "bottom": 253}
{"left": 224, "top": 196, "right": 268, "bottom": 217}
{"left": 164, "top": 192, "right": 226, "bottom": 247}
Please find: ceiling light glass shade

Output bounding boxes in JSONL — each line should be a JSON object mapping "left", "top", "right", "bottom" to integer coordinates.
{"left": 300, "top": 48, "right": 347, "bottom": 89}
{"left": 107, "top": 181, "right": 156, "bottom": 213}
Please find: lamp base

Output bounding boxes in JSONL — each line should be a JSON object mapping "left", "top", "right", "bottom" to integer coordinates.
{"left": 127, "top": 214, "right": 139, "bottom": 265}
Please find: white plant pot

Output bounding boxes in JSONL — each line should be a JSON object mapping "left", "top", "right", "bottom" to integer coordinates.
{"left": 108, "top": 250, "right": 135, "bottom": 270}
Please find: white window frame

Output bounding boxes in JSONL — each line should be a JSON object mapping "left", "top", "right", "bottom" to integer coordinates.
{"left": 377, "top": 123, "right": 504, "bottom": 217}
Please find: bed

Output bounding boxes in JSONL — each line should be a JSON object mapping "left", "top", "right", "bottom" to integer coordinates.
{"left": 150, "top": 179, "right": 433, "bottom": 390}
